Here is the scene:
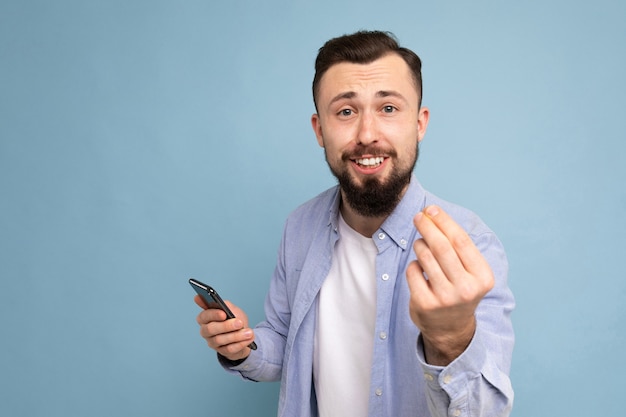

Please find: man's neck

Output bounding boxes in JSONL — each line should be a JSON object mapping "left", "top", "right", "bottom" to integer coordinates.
{"left": 339, "top": 200, "right": 387, "bottom": 238}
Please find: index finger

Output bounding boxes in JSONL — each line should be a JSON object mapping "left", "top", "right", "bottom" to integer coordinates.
{"left": 196, "top": 305, "right": 228, "bottom": 325}
{"left": 417, "top": 205, "right": 488, "bottom": 276}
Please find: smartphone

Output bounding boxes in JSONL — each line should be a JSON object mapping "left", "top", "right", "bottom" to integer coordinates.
{"left": 189, "top": 278, "right": 257, "bottom": 350}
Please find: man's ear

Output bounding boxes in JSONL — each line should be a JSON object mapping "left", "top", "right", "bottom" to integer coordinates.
{"left": 311, "top": 114, "right": 324, "bottom": 148}
{"left": 417, "top": 106, "right": 430, "bottom": 143}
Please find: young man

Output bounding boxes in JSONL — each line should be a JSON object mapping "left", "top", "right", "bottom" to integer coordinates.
{"left": 195, "top": 30, "right": 515, "bottom": 417}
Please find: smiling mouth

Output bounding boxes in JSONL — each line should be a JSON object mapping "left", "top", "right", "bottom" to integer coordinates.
{"left": 355, "top": 156, "right": 385, "bottom": 168}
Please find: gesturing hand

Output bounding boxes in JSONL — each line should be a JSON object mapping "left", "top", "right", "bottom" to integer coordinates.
{"left": 406, "top": 205, "right": 495, "bottom": 366}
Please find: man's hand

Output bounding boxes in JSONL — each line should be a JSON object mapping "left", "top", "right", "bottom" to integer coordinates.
{"left": 406, "top": 205, "right": 494, "bottom": 366}
{"left": 194, "top": 295, "right": 255, "bottom": 362}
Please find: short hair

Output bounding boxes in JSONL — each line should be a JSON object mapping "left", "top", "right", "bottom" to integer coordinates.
{"left": 312, "top": 30, "right": 423, "bottom": 111}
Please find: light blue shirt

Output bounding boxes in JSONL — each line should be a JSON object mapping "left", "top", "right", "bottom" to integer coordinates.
{"left": 221, "top": 177, "right": 515, "bottom": 417}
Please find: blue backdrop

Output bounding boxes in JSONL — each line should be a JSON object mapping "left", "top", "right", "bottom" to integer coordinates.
{"left": 1, "top": 1, "right": 624, "bottom": 416}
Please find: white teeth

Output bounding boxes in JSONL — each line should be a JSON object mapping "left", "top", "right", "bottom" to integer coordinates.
{"left": 356, "top": 157, "right": 384, "bottom": 167}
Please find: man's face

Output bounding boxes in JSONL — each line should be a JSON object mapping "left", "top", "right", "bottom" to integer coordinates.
{"left": 311, "top": 53, "right": 429, "bottom": 217}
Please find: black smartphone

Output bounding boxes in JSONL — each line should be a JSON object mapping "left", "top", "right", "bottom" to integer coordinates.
{"left": 189, "top": 278, "right": 257, "bottom": 350}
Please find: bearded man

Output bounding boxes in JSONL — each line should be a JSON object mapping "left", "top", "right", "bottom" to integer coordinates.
{"left": 194, "top": 30, "right": 515, "bottom": 417}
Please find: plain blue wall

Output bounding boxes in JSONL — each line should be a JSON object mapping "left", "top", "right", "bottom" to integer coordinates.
{"left": 1, "top": 1, "right": 624, "bottom": 416}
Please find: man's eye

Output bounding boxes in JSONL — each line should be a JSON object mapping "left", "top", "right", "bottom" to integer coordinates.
{"left": 382, "top": 105, "right": 395, "bottom": 113}
{"left": 339, "top": 109, "right": 353, "bottom": 116}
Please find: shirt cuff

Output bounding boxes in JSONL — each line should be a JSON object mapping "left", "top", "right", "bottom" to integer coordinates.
{"left": 217, "top": 345, "right": 267, "bottom": 382}
{"left": 416, "top": 324, "right": 487, "bottom": 399}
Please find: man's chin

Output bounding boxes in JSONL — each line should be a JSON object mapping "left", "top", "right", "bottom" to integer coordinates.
{"left": 347, "top": 170, "right": 389, "bottom": 188}
{"left": 337, "top": 173, "right": 411, "bottom": 217}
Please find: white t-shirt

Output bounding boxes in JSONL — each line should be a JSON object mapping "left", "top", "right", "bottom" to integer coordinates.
{"left": 313, "top": 214, "right": 378, "bottom": 417}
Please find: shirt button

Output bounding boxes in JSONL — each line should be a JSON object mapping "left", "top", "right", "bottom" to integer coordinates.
{"left": 378, "top": 233, "right": 386, "bottom": 240}
{"left": 375, "top": 388, "right": 383, "bottom": 396}
{"left": 424, "top": 373, "right": 434, "bottom": 381}
{"left": 400, "top": 238, "right": 407, "bottom": 246}
{"left": 379, "top": 332, "right": 387, "bottom": 340}
{"left": 381, "top": 273, "right": 389, "bottom": 281}
{"left": 453, "top": 409, "right": 461, "bottom": 417}
{"left": 443, "top": 375, "right": 452, "bottom": 384}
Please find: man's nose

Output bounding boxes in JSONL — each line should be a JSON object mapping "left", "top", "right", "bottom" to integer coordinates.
{"left": 356, "top": 111, "right": 378, "bottom": 145}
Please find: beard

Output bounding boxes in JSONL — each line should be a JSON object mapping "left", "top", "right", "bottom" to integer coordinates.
{"left": 326, "top": 144, "right": 419, "bottom": 218}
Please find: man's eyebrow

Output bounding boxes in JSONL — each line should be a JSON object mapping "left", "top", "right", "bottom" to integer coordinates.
{"left": 376, "top": 90, "right": 408, "bottom": 102}
{"left": 329, "top": 91, "right": 356, "bottom": 106}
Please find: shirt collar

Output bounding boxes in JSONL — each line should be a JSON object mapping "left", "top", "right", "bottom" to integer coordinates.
{"left": 328, "top": 186, "right": 341, "bottom": 233}
{"left": 379, "top": 175, "right": 426, "bottom": 250}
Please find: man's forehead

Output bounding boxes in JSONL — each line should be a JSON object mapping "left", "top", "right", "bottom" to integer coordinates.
{"left": 318, "top": 54, "right": 416, "bottom": 101}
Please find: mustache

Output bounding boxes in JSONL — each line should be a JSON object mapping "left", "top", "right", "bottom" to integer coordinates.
{"left": 341, "top": 145, "right": 397, "bottom": 161}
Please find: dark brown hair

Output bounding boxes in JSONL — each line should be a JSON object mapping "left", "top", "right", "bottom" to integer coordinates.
{"left": 312, "top": 30, "right": 423, "bottom": 111}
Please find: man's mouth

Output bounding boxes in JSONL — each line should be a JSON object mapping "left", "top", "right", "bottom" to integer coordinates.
{"left": 354, "top": 156, "right": 385, "bottom": 168}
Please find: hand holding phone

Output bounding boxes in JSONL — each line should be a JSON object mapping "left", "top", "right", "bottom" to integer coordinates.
{"left": 189, "top": 278, "right": 257, "bottom": 350}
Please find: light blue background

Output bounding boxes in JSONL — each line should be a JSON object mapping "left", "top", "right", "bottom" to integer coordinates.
{"left": 1, "top": 1, "right": 624, "bottom": 416}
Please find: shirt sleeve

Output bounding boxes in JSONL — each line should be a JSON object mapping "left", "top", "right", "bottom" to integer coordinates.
{"left": 217, "top": 330, "right": 284, "bottom": 382}
{"left": 416, "top": 324, "right": 514, "bottom": 416}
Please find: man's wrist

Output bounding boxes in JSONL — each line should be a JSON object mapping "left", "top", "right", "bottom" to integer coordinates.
{"left": 217, "top": 353, "right": 248, "bottom": 367}
{"left": 421, "top": 319, "right": 476, "bottom": 366}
